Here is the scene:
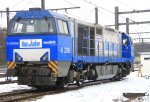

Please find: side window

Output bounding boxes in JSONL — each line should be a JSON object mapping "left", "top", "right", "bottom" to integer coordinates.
{"left": 63, "top": 21, "right": 69, "bottom": 34}
{"left": 123, "top": 38, "right": 128, "bottom": 46}
{"left": 57, "top": 19, "right": 69, "bottom": 35}
{"left": 14, "top": 23, "right": 23, "bottom": 33}
{"left": 96, "top": 28, "right": 102, "bottom": 35}
{"left": 129, "top": 37, "right": 133, "bottom": 46}
{"left": 58, "top": 20, "right": 64, "bottom": 33}
{"left": 26, "top": 25, "right": 34, "bottom": 32}
{"left": 49, "top": 19, "right": 54, "bottom": 32}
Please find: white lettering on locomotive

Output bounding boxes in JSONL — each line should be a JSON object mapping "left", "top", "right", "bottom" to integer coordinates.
{"left": 20, "top": 39, "right": 42, "bottom": 48}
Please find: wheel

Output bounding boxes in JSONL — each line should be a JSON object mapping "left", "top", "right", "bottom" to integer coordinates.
{"left": 113, "top": 74, "right": 121, "bottom": 81}
{"left": 76, "top": 80, "right": 84, "bottom": 87}
{"left": 56, "top": 77, "right": 67, "bottom": 88}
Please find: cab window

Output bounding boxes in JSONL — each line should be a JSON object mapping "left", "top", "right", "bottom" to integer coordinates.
{"left": 8, "top": 18, "right": 56, "bottom": 35}
{"left": 57, "top": 19, "right": 69, "bottom": 35}
{"left": 96, "top": 28, "right": 102, "bottom": 35}
{"left": 123, "top": 38, "right": 128, "bottom": 46}
{"left": 129, "top": 37, "right": 133, "bottom": 46}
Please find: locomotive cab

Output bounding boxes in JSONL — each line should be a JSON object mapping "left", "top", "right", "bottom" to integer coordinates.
{"left": 122, "top": 33, "right": 134, "bottom": 71}
{"left": 6, "top": 8, "right": 73, "bottom": 87}
{"left": 122, "top": 33, "right": 134, "bottom": 59}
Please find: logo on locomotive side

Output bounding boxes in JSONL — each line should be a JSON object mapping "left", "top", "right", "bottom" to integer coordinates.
{"left": 20, "top": 39, "right": 42, "bottom": 48}
{"left": 43, "top": 40, "right": 56, "bottom": 45}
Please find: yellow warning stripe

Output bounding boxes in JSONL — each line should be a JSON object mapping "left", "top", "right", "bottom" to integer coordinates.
{"left": 8, "top": 62, "right": 16, "bottom": 69}
{"left": 48, "top": 63, "right": 58, "bottom": 74}
{"left": 12, "top": 63, "right": 16, "bottom": 69}
{"left": 50, "top": 61, "right": 58, "bottom": 69}
{"left": 48, "top": 61, "right": 58, "bottom": 71}
{"left": 7, "top": 62, "right": 11, "bottom": 65}
{"left": 52, "top": 61, "right": 58, "bottom": 66}
{"left": 48, "top": 61, "right": 58, "bottom": 75}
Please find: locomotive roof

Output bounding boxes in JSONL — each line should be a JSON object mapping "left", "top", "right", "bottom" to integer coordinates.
{"left": 12, "top": 9, "right": 68, "bottom": 20}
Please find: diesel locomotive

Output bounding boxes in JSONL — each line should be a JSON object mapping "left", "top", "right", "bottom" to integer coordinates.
{"left": 6, "top": 8, "right": 134, "bottom": 88}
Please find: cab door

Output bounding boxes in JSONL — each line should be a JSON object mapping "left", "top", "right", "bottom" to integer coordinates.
{"left": 57, "top": 19, "right": 73, "bottom": 61}
{"left": 122, "top": 33, "right": 130, "bottom": 58}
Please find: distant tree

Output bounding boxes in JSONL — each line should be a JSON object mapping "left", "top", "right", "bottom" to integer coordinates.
{"left": 0, "top": 27, "right": 7, "bottom": 65}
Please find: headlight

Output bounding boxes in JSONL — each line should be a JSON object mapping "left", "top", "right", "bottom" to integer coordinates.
{"left": 15, "top": 52, "right": 23, "bottom": 62}
{"left": 40, "top": 52, "right": 49, "bottom": 62}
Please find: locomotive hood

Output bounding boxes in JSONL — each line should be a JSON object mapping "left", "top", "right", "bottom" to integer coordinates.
{"left": 6, "top": 35, "right": 57, "bottom": 62}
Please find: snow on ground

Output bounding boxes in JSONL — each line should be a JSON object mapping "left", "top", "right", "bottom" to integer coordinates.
{"left": 0, "top": 77, "right": 31, "bottom": 93}
{"left": 32, "top": 72, "right": 150, "bottom": 102}
{"left": 0, "top": 72, "right": 149, "bottom": 102}
{"left": 0, "top": 77, "right": 17, "bottom": 82}
{"left": 0, "top": 83, "right": 31, "bottom": 93}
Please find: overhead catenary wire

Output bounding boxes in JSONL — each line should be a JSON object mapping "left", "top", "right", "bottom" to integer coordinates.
{"left": 136, "top": 23, "right": 150, "bottom": 37}
{"left": 0, "top": 0, "right": 40, "bottom": 13}
{"left": 22, "top": 0, "right": 40, "bottom": 7}
{"left": 22, "top": 0, "right": 33, "bottom": 10}
{"left": 0, "top": 0, "right": 148, "bottom": 36}
{"left": 63, "top": 0, "right": 78, "bottom": 7}
{"left": 63, "top": 0, "right": 137, "bottom": 27}
{"left": 64, "top": 0, "right": 101, "bottom": 19}
{"left": 83, "top": 0, "right": 114, "bottom": 14}
{"left": 82, "top": 0, "right": 137, "bottom": 26}
{"left": 84, "top": 8, "right": 95, "bottom": 20}
{"left": 6, "top": 0, "right": 38, "bottom": 10}
{"left": 9, "top": 0, "right": 25, "bottom": 9}
{"left": 114, "top": 0, "right": 142, "bottom": 23}
{"left": 57, "top": 0, "right": 97, "bottom": 22}
{"left": 115, "top": 0, "right": 136, "bottom": 24}
{"left": 115, "top": 0, "right": 135, "bottom": 11}
{"left": 77, "top": 8, "right": 95, "bottom": 20}
{"left": 6, "top": 0, "right": 136, "bottom": 26}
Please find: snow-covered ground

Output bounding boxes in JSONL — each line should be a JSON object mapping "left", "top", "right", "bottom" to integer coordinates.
{"left": 0, "top": 77, "right": 17, "bottom": 82}
{"left": 0, "top": 72, "right": 149, "bottom": 102}
{"left": 34, "top": 72, "right": 150, "bottom": 102}
{"left": 0, "top": 77, "right": 31, "bottom": 93}
{"left": 0, "top": 83, "right": 31, "bottom": 93}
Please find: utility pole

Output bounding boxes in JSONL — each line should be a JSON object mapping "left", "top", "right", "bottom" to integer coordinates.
{"left": 109, "top": 6, "right": 150, "bottom": 32}
{"left": 126, "top": 18, "right": 129, "bottom": 34}
{"left": 115, "top": 6, "right": 119, "bottom": 30}
{"left": 95, "top": 7, "right": 98, "bottom": 24}
{"left": 142, "top": 38, "right": 144, "bottom": 52}
{"left": 6, "top": 8, "right": 10, "bottom": 29}
{"left": 41, "top": 0, "right": 45, "bottom": 10}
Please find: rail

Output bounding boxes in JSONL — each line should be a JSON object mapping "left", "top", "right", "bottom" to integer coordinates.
{"left": 0, "top": 78, "right": 124, "bottom": 102}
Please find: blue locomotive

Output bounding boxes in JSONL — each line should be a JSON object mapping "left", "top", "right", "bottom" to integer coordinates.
{"left": 6, "top": 8, "right": 134, "bottom": 87}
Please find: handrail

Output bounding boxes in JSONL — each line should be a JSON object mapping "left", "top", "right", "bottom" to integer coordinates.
{"left": 74, "top": 35, "right": 128, "bottom": 62}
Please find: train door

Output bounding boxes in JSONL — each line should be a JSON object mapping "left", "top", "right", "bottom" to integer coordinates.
{"left": 95, "top": 27, "right": 103, "bottom": 56}
{"left": 90, "top": 27, "right": 95, "bottom": 56}
{"left": 57, "top": 19, "right": 73, "bottom": 61}
{"left": 78, "top": 25, "right": 89, "bottom": 56}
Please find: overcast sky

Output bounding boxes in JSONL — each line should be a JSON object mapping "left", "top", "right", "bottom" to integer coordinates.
{"left": 0, "top": 0, "right": 150, "bottom": 40}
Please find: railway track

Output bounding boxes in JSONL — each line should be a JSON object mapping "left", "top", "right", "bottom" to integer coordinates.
{"left": 0, "top": 78, "right": 125, "bottom": 102}
{"left": 0, "top": 73, "right": 18, "bottom": 85}
{"left": 0, "top": 80, "right": 17, "bottom": 85}
{"left": 0, "top": 89, "right": 38, "bottom": 102}
{"left": 0, "top": 74, "right": 6, "bottom": 77}
{"left": 0, "top": 87, "right": 78, "bottom": 102}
